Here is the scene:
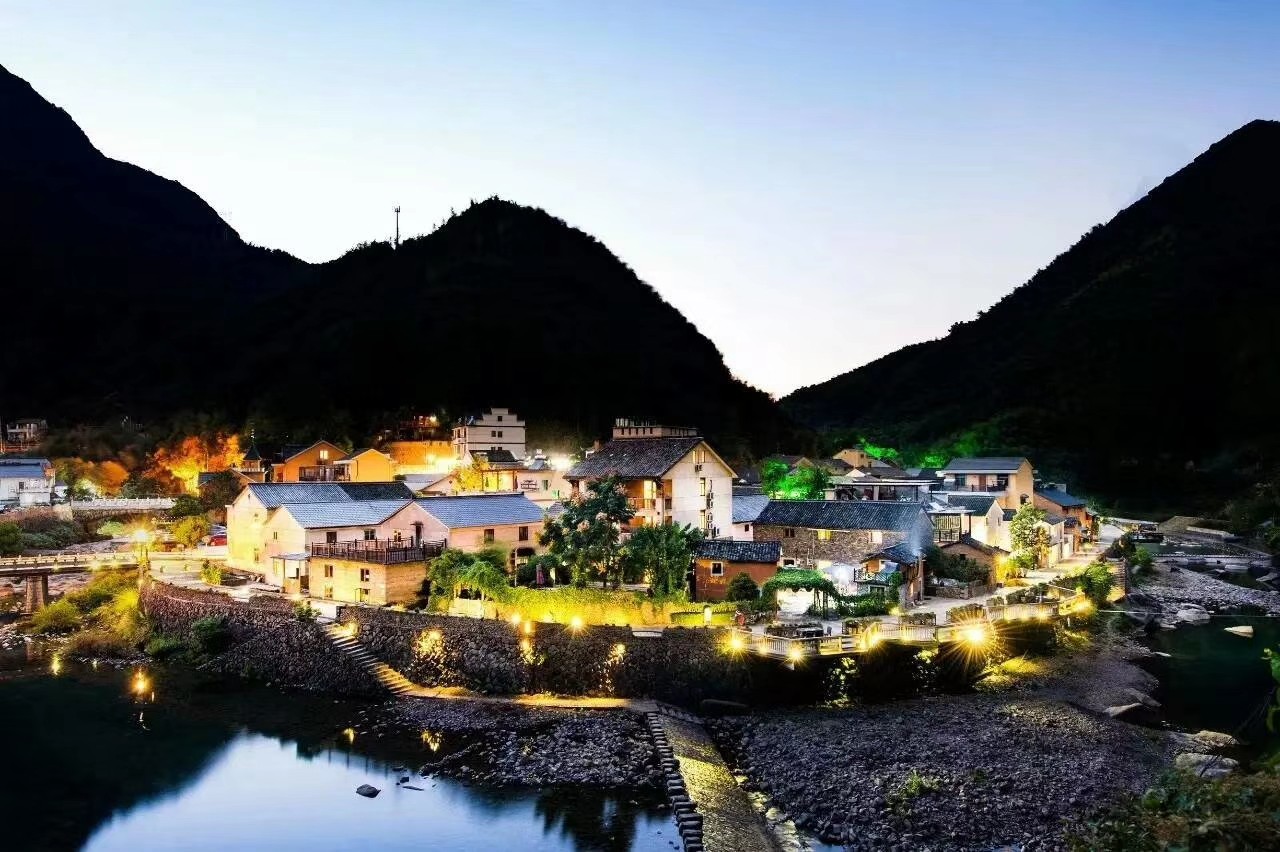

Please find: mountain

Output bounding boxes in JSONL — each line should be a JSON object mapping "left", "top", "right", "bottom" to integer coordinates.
{"left": 783, "top": 120, "right": 1280, "bottom": 512}
{"left": 0, "top": 65, "right": 798, "bottom": 458}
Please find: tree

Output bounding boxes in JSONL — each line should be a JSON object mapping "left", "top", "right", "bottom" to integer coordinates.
{"left": 1009, "top": 503, "right": 1051, "bottom": 574}
{"left": 1130, "top": 546, "right": 1155, "bottom": 575}
{"left": 199, "top": 471, "right": 243, "bottom": 515}
{"left": 0, "top": 522, "right": 22, "bottom": 556}
{"left": 121, "top": 473, "right": 166, "bottom": 498}
{"left": 761, "top": 460, "right": 791, "bottom": 498}
{"left": 539, "top": 476, "right": 634, "bottom": 588}
{"left": 762, "top": 460, "right": 831, "bottom": 500}
{"left": 725, "top": 572, "right": 760, "bottom": 602}
{"left": 173, "top": 515, "right": 211, "bottom": 548}
{"left": 454, "top": 462, "right": 484, "bottom": 493}
{"left": 623, "top": 523, "right": 702, "bottom": 596}
{"left": 170, "top": 494, "right": 204, "bottom": 517}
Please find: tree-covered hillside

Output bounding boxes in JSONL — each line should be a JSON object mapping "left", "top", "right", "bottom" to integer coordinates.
{"left": 784, "top": 120, "right": 1280, "bottom": 512}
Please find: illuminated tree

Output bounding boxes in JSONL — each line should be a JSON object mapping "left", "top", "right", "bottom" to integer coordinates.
{"left": 622, "top": 522, "right": 701, "bottom": 595}
{"left": 539, "top": 476, "right": 634, "bottom": 588}
{"left": 1009, "top": 503, "right": 1051, "bottom": 574}
{"left": 173, "top": 516, "right": 211, "bottom": 548}
{"left": 453, "top": 462, "right": 484, "bottom": 493}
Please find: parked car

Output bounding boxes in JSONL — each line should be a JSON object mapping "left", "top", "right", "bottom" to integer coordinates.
{"left": 206, "top": 533, "right": 227, "bottom": 546}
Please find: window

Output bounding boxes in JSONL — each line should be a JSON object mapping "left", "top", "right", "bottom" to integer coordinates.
{"left": 497, "top": 430, "right": 503, "bottom": 438}
{"left": 272, "top": 531, "right": 278, "bottom": 541}
{"left": 497, "top": 415, "right": 503, "bottom": 422}
{"left": 363, "top": 529, "right": 376, "bottom": 540}
{"left": 484, "top": 528, "right": 495, "bottom": 543}
{"left": 323, "top": 586, "right": 334, "bottom": 600}
{"left": 954, "top": 474, "right": 967, "bottom": 487}
{"left": 326, "top": 531, "right": 338, "bottom": 544}
{"left": 871, "top": 530, "right": 884, "bottom": 544}
{"left": 995, "top": 474, "right": 1009, "bottom": 488}
{"left": 743, "top": 524, "right": 751, "bottom": 533}
{"left": 518, "top": 526, "right": 529, "bottom": 542}
{"left": 784, "top": 527, "right": 796, "bottom": 538}
{"left": 319, "top": 449, "right": 329, "bottom": 462}
{"left": 699, "top": 477, "right": 707, "bottom": 497}
{"left": 782, "top": 558, "right": 796, "bottom": 567}
{"left": 359, "top": 568, "right": 370, "bottom": 582}
{"left": 817, "top": 529, "right": 832, "bottom": 541}
{"left": 323, "top": 564, "right": 334, "bottom": 578}
{"left": 356, "top": 588, "right": 370, "bottom": 603}
{"left": 542, "top": 479, "right": 550, "bottom": 490}
{"left": 710, "top": 561, "right": 724, "bottom": 577}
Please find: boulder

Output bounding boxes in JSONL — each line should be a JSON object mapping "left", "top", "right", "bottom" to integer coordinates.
{"left": 1174, "top": 753, "right": 1238, "bottom": 779}
{"left": 1104, "top": 703, "right": 1143, "bottom": 719}
{"left": 1223, "top": 625, "right": 1253, "bottom": 638}
{"left": 1123, "top": 688, "right": 1161, "bottom": 710}
{"left": 356, "top": 784, "right": 380, "bottom": 798}
{"left": 1174, "top": 605, "right": 1210, "bottom": 625}
{"left": 1191, "top": 730, "right": 1240, "bottom": 751}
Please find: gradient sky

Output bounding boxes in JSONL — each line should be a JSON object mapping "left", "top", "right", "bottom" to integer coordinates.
{"left": 4, "top": 2, "right": 1279, "bottom": 396}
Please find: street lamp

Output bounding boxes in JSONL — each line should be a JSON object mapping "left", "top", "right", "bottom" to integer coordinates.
{"left": 132, "top": 528, "right": 153, "bottom": 570}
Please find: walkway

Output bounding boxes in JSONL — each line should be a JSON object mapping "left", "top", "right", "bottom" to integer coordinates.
{"left": 653, "top": 713, "right": 779, "bottom": 852}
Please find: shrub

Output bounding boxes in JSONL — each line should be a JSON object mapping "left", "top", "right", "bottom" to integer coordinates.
{"left": 1072, "top": 562, "right": 1116, "bottom": 605}
{"left": 725, "top": 572, "right": 760, "bottom": 602}
{"left": 840, "top": 594, "right": 891, "bottom": 617}
{"left": 0, "top": 521, "right": 21, "bottom": 556}
{"left": 64, "top": 571, "right": 135, "bottom": 613}
{"left": 947, "top": 602, "right": 986, "bottom": 624}
{"left": 21, "top": 532, "right": 60, "bottom": 551}
{"left": 1130, "top": 546, "right": 1155, "bottom": 575}
{"left": 190, "top": 616, "right": 231, "bottom": 655}
{"left": 293, "top": 600, "right": 318, "bottom": 622}
{"left": 66, "top": 628, "right": 138, "bottom": 658}
{"left": 199, "top": 561, "right": 222, "bottom": 586}
{"left": 173, "top": 515, "right": 211, "bottom": 549}
{"left": 144, "top": 635, "right": 188, "bottom": 659}
{"left": 30, "top": 599, "right": 82, "bottom": 634}
{"left": 97, "top": 520, "right": 127, "bottom": 538}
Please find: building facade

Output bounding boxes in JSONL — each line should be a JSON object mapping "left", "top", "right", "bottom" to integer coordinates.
{"left": 0, "top": 458, "right": 54, "bottom": 507}
{"left": 452, "top": 408, "right": 527, "bottom": 462}
{"left": 692, "top": 539, "right": 781, "bottom": 602}
{"left": 937, "top": 457, "right": 1035, "bottom": 510}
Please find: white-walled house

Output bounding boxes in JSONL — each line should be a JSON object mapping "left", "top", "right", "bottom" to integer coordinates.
{"left": 452, "top": 407, "right": 527, "bottom": 462}
{"left": 565, "top": 425, "right": 735, "bottom": 538}
{"left": 0, "top": 458, "right": 54, "bottom": 508}
{"left": 731, "top": 493, "right": 769, "bottom": 541}
{"left": 937, "top": 457, "right": 1035, "bottom": 511}
{"left": 415, "top": 493, "right": 547, "bottom": 561}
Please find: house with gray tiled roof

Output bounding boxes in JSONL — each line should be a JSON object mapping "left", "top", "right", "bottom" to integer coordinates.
{"left": 0, "top": 457, "right": 54, "bottom": 507}
{"left": 927, "top": 492, "right": 1008, "bottom": 549}
{"left": 730, "top": 493, "right": 770, "bottom": 541}
{"left": 938, "top": 456, "right": 1035, "bottom": 511}
{"left": 751, "top": 500, "right": 934, "bottom": 605}
{"left": 692, "top": 539, "right": 783, "bottom": 602}
{"left": 416, "top": 493, "right": 547, "bottom": 559}
{"left": 1033, "top": 487, "right": 1094, "bottom": 551}
{"left": 565, "top": 424, "right": 735, "bottom": 538}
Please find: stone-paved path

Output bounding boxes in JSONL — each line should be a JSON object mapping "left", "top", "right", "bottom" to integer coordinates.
{"left": 655, "top": 714, "right": 779, "bottom": 852}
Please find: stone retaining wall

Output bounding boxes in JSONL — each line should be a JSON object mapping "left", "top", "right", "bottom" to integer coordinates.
{"left": 140, "top": 582, "right": 383, "bottom": 696}
{"left": 339, "top": 607, "right": 764, "bottom": 705}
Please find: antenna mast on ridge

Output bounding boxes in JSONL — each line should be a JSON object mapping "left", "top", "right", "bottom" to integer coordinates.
{"left": 394, "top": 206, "right": 401, "bottom": 248}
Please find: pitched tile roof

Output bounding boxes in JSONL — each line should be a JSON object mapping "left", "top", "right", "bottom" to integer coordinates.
{"left": 942, "top": 494, "right": 1000, "bottom": 514}
{"left": 247, "top": 481, "right": 413, "bottom": 509}
{"left": 732, "top": 494, "right": 770, "bottom": 524}
{"left": 941, "top": 535, "right": 1009, "bottom": 556}
{"left": 871, "top": 540, "right": 923, "bottom": 564}
{"left": 695, "top": 539, "right": 782, "bottom": 564}
{"left": 1036, "top": 488, "right": 1087, "bottom": 509}
{"left": 940, "top": 457, "right": 1028, "bottom": 473}
{"left": 565, "top": 437, "right": 704, "bottom": 480}
{"left": 755, "top": 500, "right": 928, "bottom": 533}
{"left": 0, "top": 460, "right": 49, "bottom": 479}
{"left": 278, "top": 500, "right": 412, "bottom": 529}
{"left": 416, "top": 494, "right": 545, "bottom": 528}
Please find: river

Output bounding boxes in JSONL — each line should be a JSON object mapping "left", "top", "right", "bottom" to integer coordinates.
{"left": 0, "top": 646, "right": 671, "bottom": 852}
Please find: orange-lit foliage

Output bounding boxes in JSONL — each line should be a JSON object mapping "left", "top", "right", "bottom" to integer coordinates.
{"left": 149, "top": 434, "right": 244, "bottom": 495}
{"left": 55, "top": 458, "right": 131, "bottom": 496}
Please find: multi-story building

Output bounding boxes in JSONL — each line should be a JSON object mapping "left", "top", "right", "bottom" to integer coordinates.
{"left": 564, "top": 423, "right": 734, "bottom": 538}
{"left": 937, "top": 457, "right": 1035, "bottom": 510}
{"left": 0, "top": 458, "right": 54, "bottom": 508}
{"left": 1, "top": 418, "right": 47, "bottom": 453}
{"left": 452, "top": 408, "right": 527, "bottom": 462}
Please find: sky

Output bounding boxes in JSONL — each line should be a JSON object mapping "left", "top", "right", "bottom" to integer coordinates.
{"left": 3, "top": 1, "right": 1279, "bottom": 397}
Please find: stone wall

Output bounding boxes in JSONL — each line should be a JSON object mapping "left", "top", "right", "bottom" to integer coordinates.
{"left": 140, "top": 581, "right": 383, "bottom": 696}
{"left": 339, "top": 607, "right": 766, "bottom": 705}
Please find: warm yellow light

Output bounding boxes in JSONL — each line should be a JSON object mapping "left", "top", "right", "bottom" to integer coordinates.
{"left": 510, "top": 612, "right": 522, "bottom": 626}
{"left": 962, "top": 625, "right": 988, "bottom": 645}
{"left": 132, "top": 528, "right": 152, "bottom": 544}
{"left": 727, "top": 634, "right": 745, "bottom": 653}
{"left": 420, "top": 730, "right": 442, "bottom": 752}
{"left": 519, "top": 637, "right": 532, "bottom": 653}
{"left": 787, "top": 646, "right": 804, "bottom": 663}
{"left": 132, "top": 671, "right": 150, "bottom": 695}
{"left": 866, "top": 632, "right": 882, "bottom": 649}
{"left": 888, "top": 605, "right": 902, "bottom": 616}
{"left": 343, "top": 727, "right": 356, "bottom": 744}
{"left": 569, "top": 615, "right": 584, "bottom": 633}
{"left": 50, "top": 655, "right": 63, "bottom": 676}
{"left": 611, "top": 642, "right": 626, "bottom": 660}
{"left": 1035, "top": 610, "right": 1050, "bottom": 621}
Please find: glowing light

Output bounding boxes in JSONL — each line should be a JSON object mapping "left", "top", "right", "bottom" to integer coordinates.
{"left": 510, "top": 612, "right": 522, "bottom": 626}
{"left": 866, "top": 632, "right": 882, "bottom": 649}
{"left": 417, "top": 629, "right": 443, "bottom": 656}
{"left": 522, "top": 620, "right": 534, "bottom": 636}
{"left": 132, "top": 671, "right": 150, "bottom": 695}
{"left": 1035, "top": 609, "right": 1050, "bottom": 621}
{"left": 569, "top": 615, "right": 584, "bottom": 633}
{"left": 420, "top": 730, "right": 442, "bottom": 752}
{"left": 727, "top": 634, "right": 745, "bottom": 653}
{"left": 787, "top": 646, "right": 804, "bottom": 663}
{"left": 50, "top": 655, "right": 63, "bottom": 676}
{"left": 131, "top": 528, "right": 152, "bottom": 544}
{"left": 519, "top": 638, "right": 532, "bottom": 653}
{"left": 610, "top": 643, "right": 627, "bottom": 661}
{"left": 888, "top": 605, "right": 902, "bottom": 616}
{"left": 962, "top": 625, "right": 988, "bottom": 646}
{"left": 343, "top": 727, "right": 356, "bottom": 744}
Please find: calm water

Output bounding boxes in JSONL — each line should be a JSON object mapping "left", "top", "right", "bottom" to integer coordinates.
{"left": 0, "top": 648, "right": 671, "bottom": 852}
{"left": 1139, "top": 614, "right": 1280, "bottom": 763}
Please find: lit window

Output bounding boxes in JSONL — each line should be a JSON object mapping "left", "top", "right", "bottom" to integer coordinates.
{"left": 871, "top": 530, "right": 884, "bottom": 544}
{"left": 817, "top": 529, "right": 832, "bottom": 541}
{"left": 710, "top": 561, "right": 724, "bottom": 577}
{"left": 319, "top": 449, "right": 329, "bottom": 461}
{"left": 324, "top": 564, "right": 334, "bottom": 579}
{"left": 699, "top": 478, "right": 707, "bottom": 496}
{"left": 323, "top": 586, "right": 334, "bottom": 600}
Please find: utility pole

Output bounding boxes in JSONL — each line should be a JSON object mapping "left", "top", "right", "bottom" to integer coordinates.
{"left": 394, "top": 206, "right": 401, "bottom": 249}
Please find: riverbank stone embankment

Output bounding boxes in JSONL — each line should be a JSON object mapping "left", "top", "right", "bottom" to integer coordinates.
{"left": 376, "top": 699, "right": 662, "bottom": 788}
{"left": 711, "top": 693, "right": 1176, "bottom": 852}
{"left": 140, "top": 582, "right": 383, "bottom": 696}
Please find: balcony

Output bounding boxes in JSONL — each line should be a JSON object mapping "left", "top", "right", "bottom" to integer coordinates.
{"left": 298, "top": 465, "right": 349, "bottom": 482}
{"left": 308, "top": 539, "right": 445, "bottom": 564}
{"left": 628, "top": 498, "right": 658, "bottom": 511}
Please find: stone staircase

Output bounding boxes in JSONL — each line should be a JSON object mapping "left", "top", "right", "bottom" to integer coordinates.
{"left": 322, "top": 623, "right": 417, "bottom": 697}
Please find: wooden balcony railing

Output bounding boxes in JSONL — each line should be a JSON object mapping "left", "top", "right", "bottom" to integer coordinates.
{"left": 298, "top": 465, "right": 349, "bottom": 482}
{"left": 308, "top": 539, "right": 445, "bottom": 564}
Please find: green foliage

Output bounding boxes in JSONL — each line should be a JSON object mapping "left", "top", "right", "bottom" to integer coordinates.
{"left": 926, "top": 545, "right": 989, "bottom": 583}
{"left": 762, "top": 460, "right": 831, "bottom": 499}
{"left": 502, "top": 584, "right": 684, "bottom": 626}
{"left": 1071, "top": 770, "right": 1280, "bottom": 851}
{"left": 426, "top": 547, "right": 509, "bottom": 602}
{"left": 172, "top": 515, "right": 211, "bottom": 548}
{"left": 760, "top": 569, "right": 840, "bottom": 600}
{"left": 1264, "top": 646, "right": 1280, "bottom": 743}
{"left": 724, "top": 571, "right": 760, "bottom": 602}
{"left": 1009, "top": 503, "right": 1050, "bottom": 574}
{"left": 170, "top": 494, "right": 204, "bottom": 517}
{"left": 190, "top": 616, "right": 231, "bottom": 655}
{"left": 839, "top": 594, "right": 891, "bottom": 617}
{"left": 1072, "top": 561, "right": 1116, "bottom": 605}
{"left": 888, "top": 769, "right": 942, "bottom": 814}
{"left": 120, "top": 473, "right": 167, "bottom": 498}
{"left": 144, "top": 635, "right": 187, "bottom": 659}
{"left": 66, "top": 628, "right": 136, "bottom": 658}
{"left": 199, "top": 560, "right": 222, "bottom": 586}
{"left": 64, "top": 571, "right": 135, "bottom": 614}
{"left": 96, "top": 520, "right": 126, "bottom": 538}
{"left": 30, "top": 599, "right": 81, "bottom": 634}
{"left": 622, "top": 522, "right": 701, "bottom": 596}
{"left": 1130, "top": 546, "right": 1155, "bottom": 574}
{"left": 538, "top": 476, "right": 633, "bottom": 588}
{"left": 0, "top": 521, "right": 21, "bottom": 556}
{"left": 198, "top": 470, "right": 243, "bottom": 515}
{"left": 293, "top": 600, "right": 318, "bottom": 622}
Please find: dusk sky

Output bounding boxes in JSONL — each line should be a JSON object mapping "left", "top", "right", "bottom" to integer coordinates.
{"left": 4, "top": 1, "right": 1278, "bottom": 396}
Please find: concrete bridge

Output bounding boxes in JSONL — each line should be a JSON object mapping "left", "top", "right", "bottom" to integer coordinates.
{"left": 0, "top": 553, "right": 140, "bottom": 613}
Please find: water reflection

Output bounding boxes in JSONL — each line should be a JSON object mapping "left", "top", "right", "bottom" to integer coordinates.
{"left": 0, "top": 656, "right": 669, "bottom": 852}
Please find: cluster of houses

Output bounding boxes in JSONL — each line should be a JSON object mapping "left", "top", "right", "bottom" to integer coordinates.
{"left": 221, "top": 408, "right": 1094, "bottom": 613}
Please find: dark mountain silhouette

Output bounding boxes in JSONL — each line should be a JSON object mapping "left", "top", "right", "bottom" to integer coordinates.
{"left": 784, "top": 120, "right": 1280, "bottom": 511}
{"left": 0, "top": 65, "right": 798, "bottom": 457}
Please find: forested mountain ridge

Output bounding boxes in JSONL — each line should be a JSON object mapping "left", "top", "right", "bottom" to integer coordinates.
{"left": 0, "top": 64, "right": 800, "bottom": 458}
{"left": 784, "top": 120, "right": 1280, "bottom": 511}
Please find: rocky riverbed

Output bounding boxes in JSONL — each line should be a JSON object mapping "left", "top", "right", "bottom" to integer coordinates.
{"left": 1137, "top": 566, "right": 1280, "bottom": 616}
{"left": 376, "top": 700, "right": 663, "bottom": 789}
{"left": 710, "top": 693, "right": 1176, "bottom": 851}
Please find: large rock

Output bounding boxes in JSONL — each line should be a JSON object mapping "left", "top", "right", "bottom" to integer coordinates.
{"left": 1104, "top": 703, "right": 1144, "bottom": 719}
{"left": 1191, "top": 730, "right": 1239, "bottom": 751}
{"left": 356, "top": 784, "right": 380, "bottom": 798}
{"left": 1174, "top": 753, "right": 1238, "bottom": 779}
{"left": 1174, "top": 605, "right": 1211, "bottom": 625}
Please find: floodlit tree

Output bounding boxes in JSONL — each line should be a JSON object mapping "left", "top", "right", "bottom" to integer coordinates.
{"left": 539, "top": 476, "right": 634, "bottom": 588}
{"left": 1008, "top": 503, "right": 1051, "bottom": 575}
{"left": 623, "top": 522, "right": 702, "bottom": 595}
{"left": 762, "top": 460, "right": 831, "bottom": 500}
{"left": 173, "top": 515, "right": 211, "bottom": 548}
{"left": 454, "top": 462, "right": 484, "bottom": 493}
